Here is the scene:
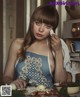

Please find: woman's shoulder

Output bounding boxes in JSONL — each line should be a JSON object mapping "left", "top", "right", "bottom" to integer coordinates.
{"left": 13, "top": 38, "right": 24, "bottom": 45}
{"left": 10, "top": 38, "right": 24, "bottom": 52}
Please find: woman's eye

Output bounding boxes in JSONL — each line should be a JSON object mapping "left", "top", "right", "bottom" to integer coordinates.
{"left": 45, "top": 25, "right": 52, "bottom": 29}
{"left": 35, "top": 21, "right": 41, "bottom": 25}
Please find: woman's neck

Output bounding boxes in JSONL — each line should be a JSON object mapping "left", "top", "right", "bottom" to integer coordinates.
{"left": 35, "top": 38, "right": 48, "bottom": 45}
{"left": 27, "top": 38, "right": 50, "bottom": 55}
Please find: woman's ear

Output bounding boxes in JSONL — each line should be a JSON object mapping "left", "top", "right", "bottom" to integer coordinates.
{"left": 50, "top": 29, "right": 54, "bottom": 36}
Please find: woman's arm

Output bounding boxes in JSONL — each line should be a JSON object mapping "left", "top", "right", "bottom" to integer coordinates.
{"left": 54, "top": 48, "right": 67, "bottom": 83}
{"left": 3, "top": 39, "right": 20, "bottom": 84}
{"left": 3, "top": 38, "right": 27, "bottom": 89}
{"left": 51, "top": 35, "right": 67, "bottom": 83}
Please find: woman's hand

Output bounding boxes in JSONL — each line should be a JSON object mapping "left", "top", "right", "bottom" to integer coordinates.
{"left": 50, "top": 34, "right": 62, "bottom": 52}
{"left": 11, "top": 78, "right": 27, "bottom": 89}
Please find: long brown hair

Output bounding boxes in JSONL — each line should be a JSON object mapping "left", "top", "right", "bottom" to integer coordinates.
{"left": 20, "top": 5, "right": 59, "bottom": 59}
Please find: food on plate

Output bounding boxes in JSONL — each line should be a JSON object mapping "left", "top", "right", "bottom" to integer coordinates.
{"left": 10, "top": 83, "right": 17, "bottom": 90}
{"left": 37, "top": 85, "right": 46, "bottom": 91}
{"left": 24, "top": 86, "right": 60, "bottom": 96}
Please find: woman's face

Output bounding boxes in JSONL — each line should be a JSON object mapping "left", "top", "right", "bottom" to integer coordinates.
{"left": 32, "top": 20, "right": 52, "bottom": 40}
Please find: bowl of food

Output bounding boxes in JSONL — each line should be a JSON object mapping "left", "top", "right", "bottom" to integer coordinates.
{"left": 67, "top": 86, "right": 80, "bottom": 95}
{"left": 56, "top": 81, "right": 80, "bottom": 95}
{"left": 67, "top": 81, "right": 80, "bottom": 95}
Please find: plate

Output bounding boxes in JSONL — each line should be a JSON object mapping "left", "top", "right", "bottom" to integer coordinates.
{"left": 24, "top": 86, "right": 59, "bottom": 96}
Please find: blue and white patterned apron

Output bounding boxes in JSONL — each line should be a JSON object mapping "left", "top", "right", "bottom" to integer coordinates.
{"left": 15, "top": 51, "right": 54, "bottom": 88}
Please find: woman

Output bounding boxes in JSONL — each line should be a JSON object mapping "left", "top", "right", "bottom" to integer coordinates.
{"left": 3, "top": 5, "right": 70, "bottom": 89}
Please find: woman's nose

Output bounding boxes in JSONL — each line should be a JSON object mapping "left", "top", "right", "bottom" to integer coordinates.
{"left": 39, "top": 24, "right": 44, "bottom": 32}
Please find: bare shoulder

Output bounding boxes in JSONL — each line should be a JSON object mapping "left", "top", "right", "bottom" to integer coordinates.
{"left": 13, "top": 38, "right": 24, "bottom": 46}
{"left": 10, "top": 38, "right": 24, "bottom": 52}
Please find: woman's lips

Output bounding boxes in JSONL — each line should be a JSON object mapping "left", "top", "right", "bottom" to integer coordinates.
{"left": 36, "top": 33, "right": 43, "bottom": 37}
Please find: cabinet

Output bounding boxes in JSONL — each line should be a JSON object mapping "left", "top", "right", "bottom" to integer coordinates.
{"left": 62, "top": 19, "right": 80, "bottom": 82}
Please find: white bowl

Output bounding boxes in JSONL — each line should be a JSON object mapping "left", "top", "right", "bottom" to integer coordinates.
{"left": 67, "top": 86, "right": 80, "bottom": 95}
{"left": 56, "top": 86, "right": 80, "bottom": 95}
